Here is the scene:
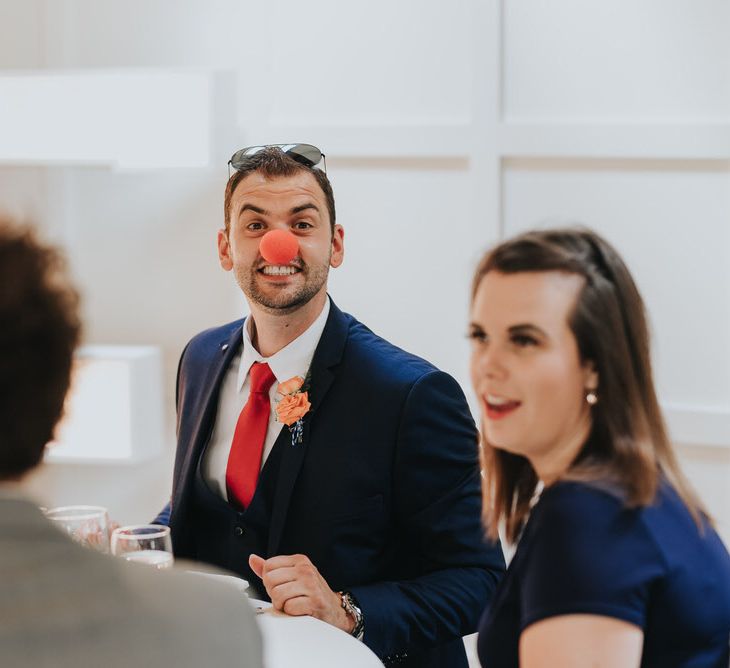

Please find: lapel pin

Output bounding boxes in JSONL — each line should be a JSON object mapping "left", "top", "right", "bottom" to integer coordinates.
{"left": 221, "top": 343, "right": 229, "bottom": 351}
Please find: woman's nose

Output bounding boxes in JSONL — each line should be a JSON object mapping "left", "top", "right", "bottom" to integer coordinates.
{"left": 474, "top": 344, "right": 507, "bottom": 381}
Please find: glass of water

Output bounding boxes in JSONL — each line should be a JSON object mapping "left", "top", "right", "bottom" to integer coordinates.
{"left": 45, "top": 505, "right": 111, "bottom": 553}
{"left": 111, "top": 524, "right": 173, "bottom": 569}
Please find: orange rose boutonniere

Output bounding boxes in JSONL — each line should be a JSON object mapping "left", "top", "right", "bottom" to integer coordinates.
{"left": 275, "top": 375, "right": 311, "bottom": 445}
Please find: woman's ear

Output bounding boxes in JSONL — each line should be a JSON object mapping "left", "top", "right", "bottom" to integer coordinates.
{"left": 583, "top": 360, "right": 599, "bottom": 392}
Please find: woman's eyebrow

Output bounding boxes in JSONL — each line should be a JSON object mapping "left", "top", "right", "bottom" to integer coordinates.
{"left": 508, "top": 323, "right": 547, "bottom": 338}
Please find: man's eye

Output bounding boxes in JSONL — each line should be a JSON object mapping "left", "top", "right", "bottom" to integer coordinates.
{"left": 293, "top": 221, "right": 313, "bottom": 230}
{"left": 247, "top": 222, "right": 265, "bottom": 231}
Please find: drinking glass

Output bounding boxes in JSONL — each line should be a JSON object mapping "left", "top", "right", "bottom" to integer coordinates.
{"left": 111, "top": 524, "right": 174, "bottom": 569}
{"left": 45, "top": 505, "right": 111, "bottom": 553}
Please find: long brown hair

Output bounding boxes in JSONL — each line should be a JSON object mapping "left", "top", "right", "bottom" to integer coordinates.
{"left": 472, "top": 227, "right": 706, "bottom": 543}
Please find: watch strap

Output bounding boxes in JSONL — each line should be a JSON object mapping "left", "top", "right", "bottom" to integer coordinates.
{"left": 339, "top": 591, "right": 364, "bottom": 641}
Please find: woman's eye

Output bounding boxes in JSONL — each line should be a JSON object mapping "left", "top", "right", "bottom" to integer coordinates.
{"left": 512, "top": 334, "right": 537, "bottom": 348}
{"left": 467, "top": 329, "right": 487, "bottom": 344}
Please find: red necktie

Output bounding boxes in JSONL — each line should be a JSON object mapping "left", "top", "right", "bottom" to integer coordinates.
{"left": 226, "top": 362, "right": 276, "bottom": 509}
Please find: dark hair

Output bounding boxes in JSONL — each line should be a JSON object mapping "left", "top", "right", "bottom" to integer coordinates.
{"left": 223, "top": 147, "right": 336, "bottom": 234}
{"left": 0, "top": 218, "right": 81, "bottom": 479}
{"left": 472, "top": 227, "right": 706, "bottom": 542}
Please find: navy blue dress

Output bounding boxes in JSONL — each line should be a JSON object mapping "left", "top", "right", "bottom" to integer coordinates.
{"left": 478, "top": 480, "right": 730, "bottom": 667}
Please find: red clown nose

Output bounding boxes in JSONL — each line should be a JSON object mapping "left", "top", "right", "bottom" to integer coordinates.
{"left": 259, "top": 229, "right": 299, "bottom": 265}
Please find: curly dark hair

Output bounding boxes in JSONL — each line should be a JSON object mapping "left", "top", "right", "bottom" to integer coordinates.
{"left": 0, "top": 218, "right": 81, "bottom": 479}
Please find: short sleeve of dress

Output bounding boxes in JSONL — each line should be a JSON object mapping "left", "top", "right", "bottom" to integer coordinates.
{"left": 519, "top": 482, "right": 666, "bottom": 632}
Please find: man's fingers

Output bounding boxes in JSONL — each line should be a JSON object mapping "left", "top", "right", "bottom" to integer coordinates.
{"left": 269, "top": 580, "right": 313, "bottom": 610}
{"left": 249, "top": 553, "right": 265, "bottom": 578}
{"left": 260, "top": 566, "right": 299, "bottom": 589}
{"left": 251, "top": 553, "right": 342, "bottom": 629}
{"left": 261, "top": 553, "right": 309, "bottom": 572}
{"left": 282, "top": 595, "right": 314, "bottom": 617}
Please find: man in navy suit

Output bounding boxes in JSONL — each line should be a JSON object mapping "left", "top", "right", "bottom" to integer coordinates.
{"left": 156, "top": 144, "right": 504, "bottom": 667}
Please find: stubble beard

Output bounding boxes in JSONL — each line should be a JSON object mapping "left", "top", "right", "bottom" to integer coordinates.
{"left": 236, "top": 258, "right": 330, "bottom": 315}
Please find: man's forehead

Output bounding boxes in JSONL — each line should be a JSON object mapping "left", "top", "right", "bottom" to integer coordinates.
{"left": 231, "top": 171, "right": 325, "bottom": 208}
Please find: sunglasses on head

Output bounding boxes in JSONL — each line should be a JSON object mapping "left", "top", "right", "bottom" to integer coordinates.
{"left": 228, "top": 143, "right": 326, "bottom": 176}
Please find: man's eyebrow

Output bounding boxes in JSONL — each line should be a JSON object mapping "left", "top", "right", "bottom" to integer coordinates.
{"left": 239, "top": 203, "right": 268, "bottom": 217}
{"left": 291, "top": 203, "right": 320, "bottom": 215}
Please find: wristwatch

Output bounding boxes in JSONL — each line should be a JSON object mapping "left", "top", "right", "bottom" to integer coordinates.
{"left": 339, "top": 591, "right": 365, "bottom": 641}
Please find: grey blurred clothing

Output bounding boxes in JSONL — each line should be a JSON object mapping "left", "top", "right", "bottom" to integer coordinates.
{"left": 0, "top": 496, "right": 263, "bottom": 668}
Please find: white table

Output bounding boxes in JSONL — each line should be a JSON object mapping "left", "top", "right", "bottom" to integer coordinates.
{"left": 186, "top": 570, "right": 382, "bottom": 667}
{"left": 250, "top": 598, "right": 383, "bottom": 667}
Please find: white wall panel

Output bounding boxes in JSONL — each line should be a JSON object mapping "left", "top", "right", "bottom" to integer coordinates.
{"left": 49, "top": 0, "right": 253, "bottom": 68}
{"left": 0, "top": 0, "right": 43, "bottom": 68}
{"left": 0, "top": 166, "right": 46, "bottom": 221}
{"left": 677, "top": 444, "right": 730, "bottom": 545}
{"left": 503, "top": 0, "right": 730, "bottom": 122}
{"left": 61, "top": 169, "right": 240, "bottom": 394}
{"left": 0, "top": 71, "right": 217, "bottom": 169}
{"left": 502, "top": 159, "right": 730, "bottom": 440}
{"left": 37, "top": 0, "right": 264, "bottom": 137}
{"left": 327, "top": 161, "right": 476, "bottom": 384}
{"left": 267, "top": 0, "right": 473, "bottom": 126}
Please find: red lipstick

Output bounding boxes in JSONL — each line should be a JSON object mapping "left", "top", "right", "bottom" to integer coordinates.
{"left": 484, "top": 399, "right": 521, "bottom": 421}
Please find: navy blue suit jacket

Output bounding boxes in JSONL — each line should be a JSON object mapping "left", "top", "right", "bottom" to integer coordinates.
{"left": 157, "top": 300, "right": 504, "bottom": 666}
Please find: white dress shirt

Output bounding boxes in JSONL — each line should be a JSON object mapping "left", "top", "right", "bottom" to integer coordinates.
{"left": 202, "top": 298, "right": 330, "bottom": 501}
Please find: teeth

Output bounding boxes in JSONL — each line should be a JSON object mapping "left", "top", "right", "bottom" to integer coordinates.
{"left": 487, "top": 394, "right": 513, "bottom": 406}
{"left": 262, "top": 265, "right": 298, "bottom": 276}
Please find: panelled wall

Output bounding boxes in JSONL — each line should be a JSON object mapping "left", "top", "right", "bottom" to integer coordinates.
{"left": 1, "top": 1, "right": 728, "bottom": 544}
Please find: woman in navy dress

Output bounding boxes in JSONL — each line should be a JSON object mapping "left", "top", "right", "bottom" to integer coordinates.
{"left": 469, "top": 228, "right": 730, "bottom": 667}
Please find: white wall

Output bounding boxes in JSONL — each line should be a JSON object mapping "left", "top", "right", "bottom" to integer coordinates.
{"left": 2, "top": 0, "right": 728, "bottom": 541}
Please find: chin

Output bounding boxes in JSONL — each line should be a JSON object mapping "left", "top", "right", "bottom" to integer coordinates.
{"left": 484, "top": 429, "right": 524, "bottom": 458}
{"left": 257, "top": 291, "right": 318, "bottom": 313}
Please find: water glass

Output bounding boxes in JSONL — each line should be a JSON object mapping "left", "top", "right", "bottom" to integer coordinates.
{"left": 45, "top": 505, "right": 111, "bottom": 553}
{"left": 111, "top": 524, "right": 173, "bottom": 570}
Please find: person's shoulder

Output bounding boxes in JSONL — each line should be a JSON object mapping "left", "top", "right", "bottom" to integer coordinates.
{"left": 182, "top": 318, "right": 244, "bottom": 359}
{"left": 525, "top": 480, "right": 663, "bottom": 573}
{"left": 517, "top": 481, "right": 665, "bottom": 632}
{"left": 341, "top": 310, "right": 439, "bottom": 382}
{"left": 125, "top": 563, "right": 248, "bottom": 613}
{"left": 526, "top": 481, "right": 651, "bottom": 556}
{"left": 643, "top": 481, "right": 730, "bottom": 567}
{"left": 2, "top": 526, "right": 263, "bottom": 668}
{"left": 116, "top": 563, "right": 263, "bottom": 665}
{"left": 535, "top": 480, "right": 626, "bottom": 525}
{"left": 188, "top": 318, "right": 244, "bottom": 348}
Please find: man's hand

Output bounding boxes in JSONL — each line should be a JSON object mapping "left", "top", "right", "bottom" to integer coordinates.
{"left": 249, "top": 553, "right": 354, "bottom": 633}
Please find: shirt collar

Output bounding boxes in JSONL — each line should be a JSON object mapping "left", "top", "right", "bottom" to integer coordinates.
{"left": 237, "top": 297, "right": 331, "bottom": 392}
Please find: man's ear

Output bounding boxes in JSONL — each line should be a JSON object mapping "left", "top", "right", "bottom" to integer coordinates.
{"left": 330, "top": 224, "right": 345, "bottom": 269}
{"left": 218, "top": 229, "right": 233, "bottom": 271}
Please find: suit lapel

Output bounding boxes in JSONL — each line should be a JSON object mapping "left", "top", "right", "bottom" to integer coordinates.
{"left": 267, "top": 299, "right": 350, "bottom": 555}
{"left": 173, "top": 323, "right": 243, "bottom": 510}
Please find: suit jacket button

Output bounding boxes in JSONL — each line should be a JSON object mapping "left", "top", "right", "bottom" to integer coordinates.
{"left": 234, "top": 526, "right": 244, "bottom": 537}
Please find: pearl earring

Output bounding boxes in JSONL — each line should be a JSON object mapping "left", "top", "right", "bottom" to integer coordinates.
{"left": 586, "top": 391, "right": 598, "bottom": 406}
